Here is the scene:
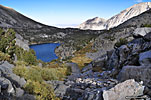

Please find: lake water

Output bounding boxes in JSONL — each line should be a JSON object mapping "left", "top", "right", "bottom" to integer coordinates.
{"left": 30, "top": 43, "right": 60, "bottom": 62}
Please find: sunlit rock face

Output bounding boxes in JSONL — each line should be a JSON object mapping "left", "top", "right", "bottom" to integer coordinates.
{"left": 78, "top": 2, "right": 151, "bottom": 30}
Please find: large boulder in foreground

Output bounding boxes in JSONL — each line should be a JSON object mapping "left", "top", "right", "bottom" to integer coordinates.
{"left": 117, "top": 65, "right": 151, "bottom": 87}
{"left": 103, "top": 79, "right": 144, "bottom": 100}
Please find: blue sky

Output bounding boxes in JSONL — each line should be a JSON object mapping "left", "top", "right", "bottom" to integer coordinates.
{"left": 0, "top": 0, "right": 150, "bottom": 27}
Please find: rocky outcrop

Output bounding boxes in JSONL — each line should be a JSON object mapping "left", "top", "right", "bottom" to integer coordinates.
{"left": 107, "top": 36, "right": 151, "bottom": 72}
{"left": 0, "top": 61, "right": 26, "bottom": 87}
{"left": 0, "top": 61, "right": 34, "bottom": 100}
{"left": 55, "top": 45, "right": 75, "bottom": 60}
{"left": 117, "top": 48, "right": 151, "bottom": 87}
{"left": 133, "top": 27, "right": 151, "bottom": 37}
{"left": 15, "top": 33, "right": 29, "bottom": 51}
{"left": 103, "top": 79, "right": 144, "bottom": 100}
{"left": 78, "top": 2, "right": 151, "bottom": 30}
{"left": 87, "top": 27, "right": 134, "bottom": 60}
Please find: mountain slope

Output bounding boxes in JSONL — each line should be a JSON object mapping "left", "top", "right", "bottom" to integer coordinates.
{"left": 78, "top": 2, "right": 151, "bottom": 30}
{"left": 0, "top": 5, "right": 51, "bottom": 29}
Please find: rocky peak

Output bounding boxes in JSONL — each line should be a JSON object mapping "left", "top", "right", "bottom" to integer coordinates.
{"left": 78, "top": 2, "right": 151, "bottom": 30}
{"left": 86, "top": 17, "right": 106, "bottom": 24}
{"left": 78, "top": 17, "right": 106, "bottom": 30}
{"left": 106, "top": 2, "right": 151, "bottom": 29}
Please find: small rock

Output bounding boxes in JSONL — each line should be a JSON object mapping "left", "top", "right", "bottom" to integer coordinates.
{"left": 66, "top": 63, "right": 81, "bottom": 74}
{"left": 133, "top": 27, "right": 151, "bottom": 37}
{"left": 15, "top": 88, "right": 24, "bottom": 97}
{"left": 47, "top": 80, "right": 70, "bottom": 98}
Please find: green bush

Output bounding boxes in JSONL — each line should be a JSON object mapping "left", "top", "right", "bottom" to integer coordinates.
{"left": 141, "top": 24, "right": 151, "bottom": 27}
{"left": 15, "top": 46, "right": 37, "bottom": 65}
{"left": 13, "top": 64, "right": 67, "bottom": 82}
{"left": 115, "top": 38, "right": 128, "bottom": 47}
{"left": 25, "top": 67, "right": 43, "bottom": 82}
{"left": 13, "top": 65, "right": 42, "bottom": 82}
{"left": 0, "top": 28, "right": 16, "bottom": 57}
{"left": 41, "top": 67, "right": 66, "bottom": 81}
{"left": 23, "top": 49, "right": 37, "bottom": 65}
{"left": 13, "top": 65, "right": 27, "bottom": 78}
{"left": 13, "top": 64, "right": 67, "bottom": 100}
{"left": 0, "top": 51, "right": 11, "bottom": 62}
{"left": 24, "top": 80, "right": 58, "bottom": 100}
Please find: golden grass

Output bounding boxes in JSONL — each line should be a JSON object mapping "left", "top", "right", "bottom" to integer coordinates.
{"left": 71, "top": 54, "right": 92, "bottom": 69}
{"left": 70, "top": 42, "right": 96, "bottom": 69}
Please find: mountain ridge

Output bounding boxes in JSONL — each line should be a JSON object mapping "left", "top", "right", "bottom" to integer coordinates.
{"left": 78, "top": 2, "right": 151, "bottom": 30}
{"left": 0, "top": 4, "right": 57, "bottom": 29}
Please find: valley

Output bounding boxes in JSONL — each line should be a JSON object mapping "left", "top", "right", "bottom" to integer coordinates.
{"left": 0, "top": 2, "right": 151, "bottom": 100}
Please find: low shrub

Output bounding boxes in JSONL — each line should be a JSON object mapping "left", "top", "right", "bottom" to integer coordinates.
{"left": 13, "top": 64, "right": 68, "bottom": 82}
{"left": 13, "top": 64, "right": 67, "bottom": 100}
{"left": 141, "top": 24, "right": 151, "bottom": 27}
{"left": 24, "top": 80, "right": 58, "bottom": 100}
{"left": 13, "top": 65, "right": 27, "bottom": 78}
{"left": 15, "top": 46, "right": 37, "bottom": 65}
{"left": 0, "top": 51, "right": 11, "bottom": 62}
{"left": 25, "top": 66, "right": 43, "bottom": 82}
{"left": 0, "top": 28, "right": 16, "bottom": 60}
{"left": 115, "top": 38, "right": 128, "bottom": 47}
{"left": 23, "top": 49, "right": 37, "bottom": 65}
